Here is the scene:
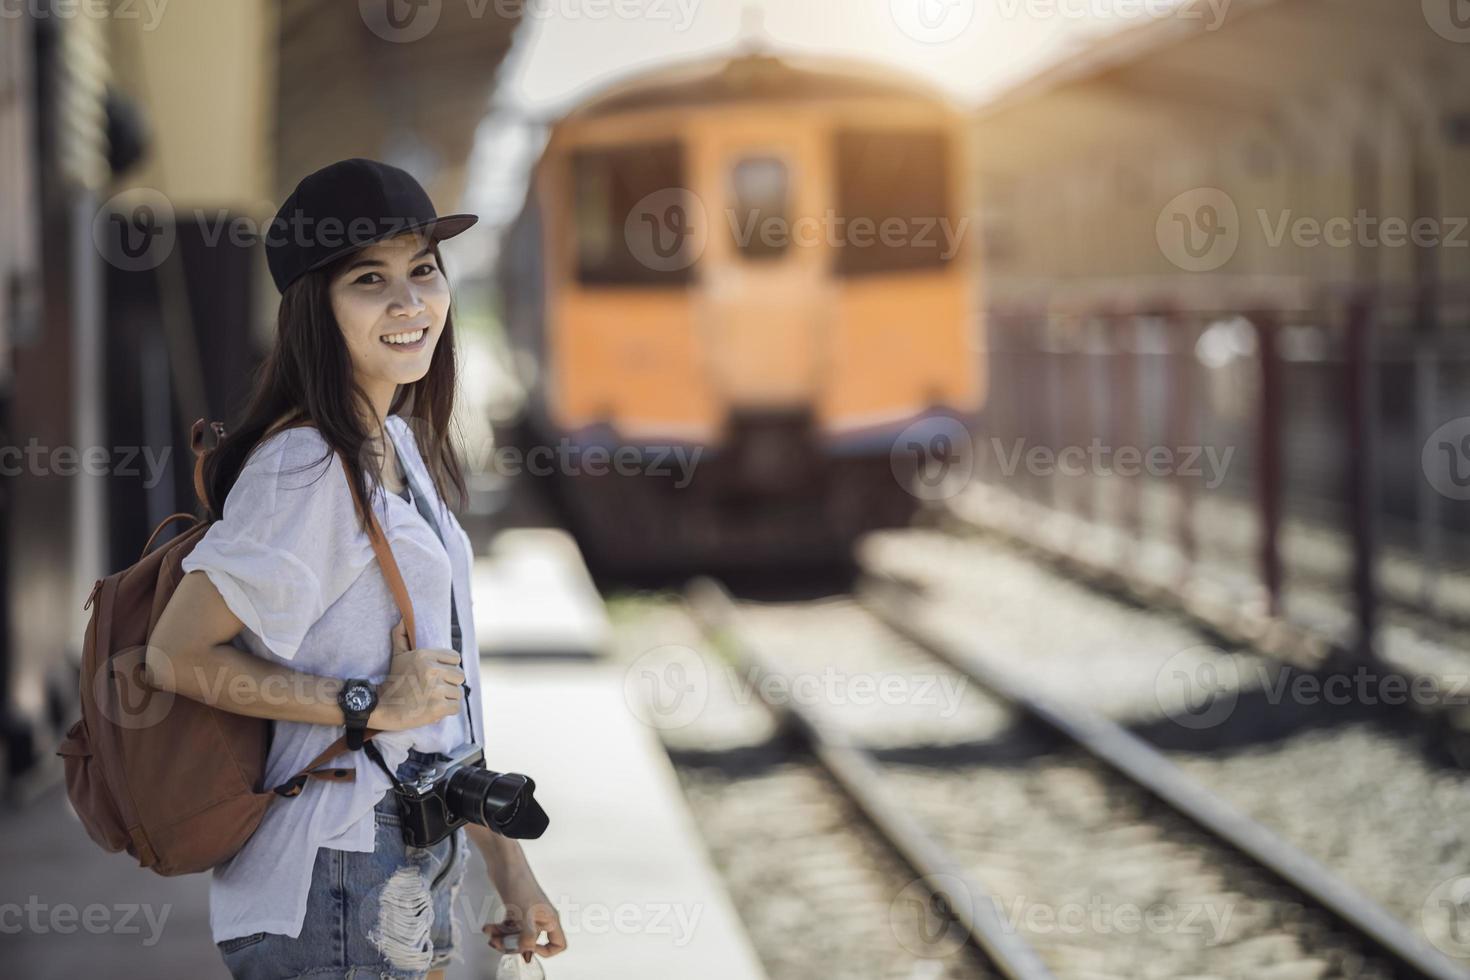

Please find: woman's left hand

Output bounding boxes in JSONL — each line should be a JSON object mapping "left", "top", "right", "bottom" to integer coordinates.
{"left": 484, "top": 878, "right": 567, "bottom": 962}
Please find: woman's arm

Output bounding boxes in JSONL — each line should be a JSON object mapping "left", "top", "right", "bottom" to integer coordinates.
{"left": 466, "top": 823, "right": 568, "bottom": 961}
{"left": 145, "top": 569, "right": 464, "bottom": 731}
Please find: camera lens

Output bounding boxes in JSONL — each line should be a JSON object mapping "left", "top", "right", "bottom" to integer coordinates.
{"left": 445, "top": 765, "right": 521, "bottom": 827}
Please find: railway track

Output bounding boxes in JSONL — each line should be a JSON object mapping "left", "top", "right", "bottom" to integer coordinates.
{"left": 680, "top": 577, "right": 1468, "bottom": 980}
{"left": 936, "top": 486, "right": 1470, "bottom": 766}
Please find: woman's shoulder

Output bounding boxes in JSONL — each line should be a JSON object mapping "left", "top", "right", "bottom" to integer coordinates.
{"left": 232, "top": 417, "right": 344, "bottom": 507}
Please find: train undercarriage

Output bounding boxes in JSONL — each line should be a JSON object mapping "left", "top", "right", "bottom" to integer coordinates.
{"left": 501, "top": 411, "right": 923, "bottom": 577}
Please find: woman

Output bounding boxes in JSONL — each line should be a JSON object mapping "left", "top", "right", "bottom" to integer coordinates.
{"left": 146, "top": 158, "right": 567, "bottom": 978}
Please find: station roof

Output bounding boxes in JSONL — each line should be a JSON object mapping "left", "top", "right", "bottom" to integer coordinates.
{"left": 972, "top": 0, "right": 1457, "bottom": 176}
{"left": 564, "top": 50, "right": 957, "bottom": 120}
{"left": 274, "top": 0, "right": 523, "bottom": 207}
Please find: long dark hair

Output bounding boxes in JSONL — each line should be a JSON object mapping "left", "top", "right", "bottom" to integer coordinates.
{"left": 199, "top": 241, "right": 467, "bottom": 532}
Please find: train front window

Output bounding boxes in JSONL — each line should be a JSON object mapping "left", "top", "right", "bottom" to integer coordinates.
{"left": 832, "top": 128, "right": 953, "bottom": 276}
{"left": 572, "top": 141, "right": 693, "bottom": 285}
{"left": 729, "top": 156, "right": 790, "bottom": 261}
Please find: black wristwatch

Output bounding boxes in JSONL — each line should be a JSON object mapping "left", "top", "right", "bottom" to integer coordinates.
{"left": 337, "top": 678, "right": 379, "bottom": 750}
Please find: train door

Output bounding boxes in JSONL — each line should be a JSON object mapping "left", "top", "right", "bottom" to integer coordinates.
{"left": 694, "top": 118, "right": 834, "bottom": 421}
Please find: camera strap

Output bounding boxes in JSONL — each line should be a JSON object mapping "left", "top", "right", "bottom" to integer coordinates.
{"left": 393, "top": 441, "right": 479, "bottom": 749}
{"left": 363, "top": 739, "right": 405, "bottom": 792}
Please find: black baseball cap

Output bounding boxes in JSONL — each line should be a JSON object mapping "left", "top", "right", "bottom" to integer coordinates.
{"left": 263, "top": 157, "right": 478, "bottom": 293}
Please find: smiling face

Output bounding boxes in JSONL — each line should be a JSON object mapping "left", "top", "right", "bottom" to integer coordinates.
{"left": 328, "top": 232, "right": 450, "bottom": 420}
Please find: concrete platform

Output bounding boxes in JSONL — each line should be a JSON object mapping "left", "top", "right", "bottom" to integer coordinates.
{"left": 472, "top": 528, "right": 611, "bottom": 658}
{"left": 478, "top": 660, "right": 768, "bottom": 979}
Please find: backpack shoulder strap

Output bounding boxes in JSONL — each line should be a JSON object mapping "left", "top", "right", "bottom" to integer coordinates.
{"left": 190, "top": 415, "right": 418, "bottom": 647}
{"left": 195, "top": 414, "right": 414, "bottom": 799}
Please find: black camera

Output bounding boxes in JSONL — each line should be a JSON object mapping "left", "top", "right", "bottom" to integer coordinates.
{"left": 391, "top": 741, "right": 550, "bottom": 848}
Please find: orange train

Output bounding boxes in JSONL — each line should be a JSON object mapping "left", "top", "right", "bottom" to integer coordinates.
{"left": 498, "top": 51, "right": 986, "bottom": 571}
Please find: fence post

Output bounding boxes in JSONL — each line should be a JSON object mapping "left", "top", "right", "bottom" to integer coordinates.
{"left": 1255, "top": 311, "right": 1284, "bottom": 618}
{"left": 1345, "top": 290, "right": 1380, "bottom": 657}
{"left": 1166, "top": 309, "right": 1198, "bottom": 580}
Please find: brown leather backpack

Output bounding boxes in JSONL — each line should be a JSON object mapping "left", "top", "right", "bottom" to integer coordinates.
{"left": 56, "top": 416, "right": 418, "bottom": 876}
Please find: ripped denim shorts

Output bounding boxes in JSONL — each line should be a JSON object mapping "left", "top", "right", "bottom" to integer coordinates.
{"left": 217, "top": 749, "right": 472, "bottom": 979}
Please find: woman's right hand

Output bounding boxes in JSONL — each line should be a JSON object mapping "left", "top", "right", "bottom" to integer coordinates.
{"left": 369, "top": 617, "right": 465, "bottom": 731}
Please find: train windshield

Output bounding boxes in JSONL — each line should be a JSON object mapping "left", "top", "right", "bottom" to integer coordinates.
{"left": 729, "top": 156, "right": 791, "bottom": 261}
{"left": 572, "top": 140, "right": 693, "bottom": 286}
{"left": 832, "top": 128, "right": 953, "bottom": 276}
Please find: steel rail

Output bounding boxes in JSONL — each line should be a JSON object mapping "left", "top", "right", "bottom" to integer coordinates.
{"left": 685, "top": 576, "right": 1058, "bottom": 980}
{"left": 858, "top": 575, "right": 1468, "bottom": 980}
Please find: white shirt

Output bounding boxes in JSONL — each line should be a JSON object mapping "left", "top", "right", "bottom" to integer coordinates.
{"left": 180, "top": 414, "right": 482, "bottom": 943}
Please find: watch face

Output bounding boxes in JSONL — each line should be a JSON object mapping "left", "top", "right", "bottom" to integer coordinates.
{"left": 343, "top": 684, "right": 373, "bottom": 713}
